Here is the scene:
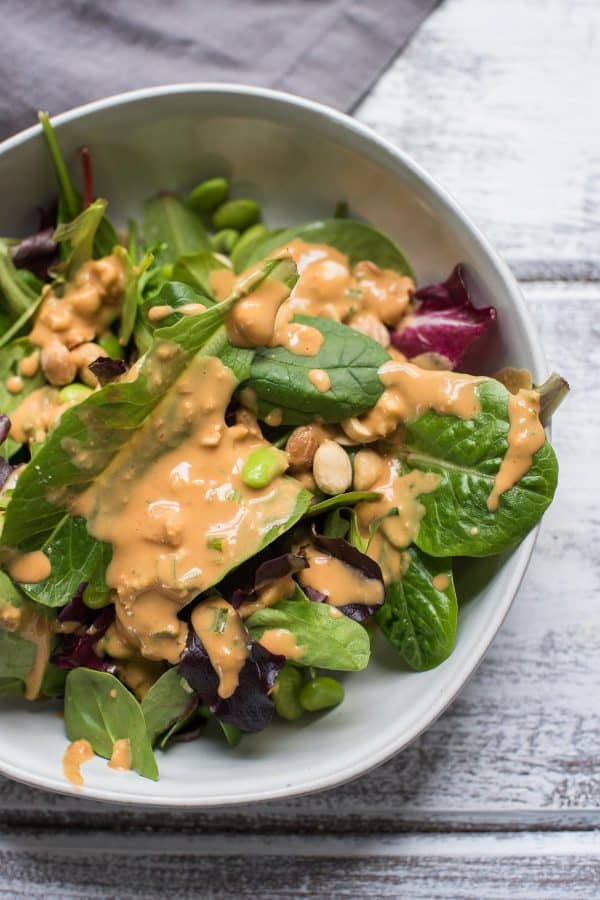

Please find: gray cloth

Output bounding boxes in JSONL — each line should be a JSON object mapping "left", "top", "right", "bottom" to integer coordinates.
{"left": 0, "top": 0, "right": 439, "bottom": 139}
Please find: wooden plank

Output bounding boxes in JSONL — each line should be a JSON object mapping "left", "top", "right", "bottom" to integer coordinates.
{"left": 355, "top": 0, "right": 600, "bottom": 273}
{"left": 1, "top": 832, "right": 600, "bottom": 898}
{"left": 0, "top": 282, "right": 595, "bottom": 832}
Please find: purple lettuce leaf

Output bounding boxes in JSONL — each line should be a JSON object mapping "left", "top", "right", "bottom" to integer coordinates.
{"left": 11, "top": 207, "right": 58, "bottom": 280}
{"left": 391, "top": 264, "right": 496, "bottom": 369}
{"left": 88, "top": 356, "right": 128, "bottom": 385}
{"left": 222, "top": 550, "right": 307, "bottom": 610}
{"left": 308, "top": 528, "right": 385, "bottom": 623}
{"left": 0, "top": 415, "right": 14, "bottom": 490}
{"left": 52, "top": 602, "right": 115, "bottom": 673}
{"left": 179, "top": 631, "right": 284, "bottom": 733}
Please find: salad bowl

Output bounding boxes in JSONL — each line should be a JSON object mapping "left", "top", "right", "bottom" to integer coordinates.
{"left": 0, "top": 84, "right": 547, "bottom": 806}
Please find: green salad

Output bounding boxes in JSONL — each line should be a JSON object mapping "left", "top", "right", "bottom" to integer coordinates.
{"left": 0, "top": 113, "right": 567, "bottom": 785}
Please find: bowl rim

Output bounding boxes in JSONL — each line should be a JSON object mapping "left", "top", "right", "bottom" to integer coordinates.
{"left": 0, "top": 83, "right": 544, "bottom": 807}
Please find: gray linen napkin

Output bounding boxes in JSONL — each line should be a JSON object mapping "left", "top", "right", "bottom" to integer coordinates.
{"left": 0, "top": 0, "right": 439, "bottom": 139}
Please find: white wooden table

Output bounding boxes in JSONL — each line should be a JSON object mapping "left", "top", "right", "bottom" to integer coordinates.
{"left": 2, "top": 0, "right": 598, "bottom": 895}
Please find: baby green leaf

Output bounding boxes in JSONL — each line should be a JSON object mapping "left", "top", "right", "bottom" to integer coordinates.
{"left": 171, "top": 251, "right": 228, "bottom": 297}
{"left": 306, "top": 491, "right": 381, "bottom": 518}
{"left": 64, "top": 668, "right": 159, "bottom": 780}
{"left": 233, "top": 218, "right": 413, "bottom": 276}
{"left": 398, "top": 379, "right": 558, "bottom": 557}
{"left": 54, "top": 199, "right": 108, "bottom": 279}
{"left": 0, "top": 628, "right": 36, "bottom": 682}
{"left": 0, "top": 339, "right": 46, "bottom": 457}
{"left": 247, "top": 588, "right": 370, "bottom": 671}
{"left": 247, "top": 315, "right": 389, "bottom": 425}
{"left": 376, "top": 548, "right": 457, "bottom": 671}
{"left": 141, "top": 668, "right": 198, "bottom": 746}
{"left": 143, "top": 194, "right": 211, "bottom": 264}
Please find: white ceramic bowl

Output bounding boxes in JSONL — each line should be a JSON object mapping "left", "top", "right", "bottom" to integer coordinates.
{"left": 0, "top": 84, "right": 545, "bottom": 806}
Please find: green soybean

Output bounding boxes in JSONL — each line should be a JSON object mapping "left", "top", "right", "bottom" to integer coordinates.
{"left": 58, "top": 383, "right": 93, "bottom": 404}
{"left": 187, "top": 177, "right": 229, "bottom": 213}
{"left": 99, "top": 333, "right": 125, "bottom": 359}
{"left": 213, "top": 199, "right": 260, "bottom": 232}
{"left": 211, "top": 228, "right": 239, "bottom": 254}
{"left": 241, "top": 446, "right": 288, "bottom": 489}
{"left": 161, "top": 263, "right": 174, "bottom": 280}
{"left": 274, "top": 664, "right": 304, "bottom": 721}
{"left": 299, "top": 676, "right": 344, "bottom": 712}
{"left": 83, "top": 582, "right": 112, "bottom": 610}
{"left": 230, "top": 223, "right": 269, "bottom": 268}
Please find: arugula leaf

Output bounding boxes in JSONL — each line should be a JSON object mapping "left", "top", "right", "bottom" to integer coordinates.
{"left": 397, "top": 379, "right": 558, "bottom": 556}
{"left": 64, "top": 668, "right": 158, "bottom": 780}
{"left": 247, "top": 587, "right": 370, "bottom": 671}
{"left": 0, "top": 628, "right": 36, "bottom": 682}
{"left": 20, "top": 516, "right": 111, "bottom": 608}
{"left": 233, "top": 218, "right": 414, "bottom": 276}
{"left": 143, "top": 194, "right": 211, "bottom": 264}
{"left": 141, "top": 667, "right": 198, "bottom": 746}
{"left": 246, "top": 315, "right": 389, "bottom": 425}
{"left": 375, "top": 548, "right": 457, "bottom": 671}
{"left": 2, "top": 257, "right": 296, "bottom": 549}
{"left": 53, "top": 199, "right": 108, "bottom": 279}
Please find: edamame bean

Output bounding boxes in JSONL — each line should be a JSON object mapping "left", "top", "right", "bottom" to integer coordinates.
{"left": 58, "top": 383, "right": 93, "bottom": 405}
{"left": 82, "top": 582, "right": 112, "bottom": 609}
{"left": 230, "top": 223, "right": 269, "bottom": 266}
{"left": 161, "top": 263, "right": 174, "bottom": 279}
{"left": 274, "top": 664, "right": 304, "bottom": 721}
{"left": 241, "top": 446, "right": 288, "bottom": 489}
{"left": 212, "top": 199, "right": 260, "bottom": 232}
{"left": 98, "top": 333, "right": 124, "bottom": 359}
{"left": 299, "top": 676, "right": 344, "bottom": 712}
{"left": 187, "top": 177, "right": 229, "bottom": 213}
{"left": 211, "top": 228, "right": 239, "bottom": 254}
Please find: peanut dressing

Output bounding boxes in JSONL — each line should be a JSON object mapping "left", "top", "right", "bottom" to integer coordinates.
{"left": 147, "top": 303, "right": 206, "bottom": 323}
{"left": 72, "top": 356, "right": 304, "bottom": 666}
{"left": 63, "top": 739, "right": 94, "bottom": 787}
{"left": 308, "top": 369, "right": 331, "bottom": 392}
{"left": 9, "top": 386, "right": 71, "bottom": 445}
{"left": 108, "top": 738, "right": 132, "bottom": 771}
{"left": 29, "top": 255, "right": 124, "bottom": 386}
{"left": 191, "top": 596, "right": 248, "bottom": 699}
{"left": 238, "top": 574, "right": 296, "bottom": 619}
{"left": 355, "top": 455, "right": 440, "bottom": 550}
{"left": 342, "top": 360, "right": 483, "bottom": 443}
{"left": 19, "top": 349, "right": 40, "bottom": 378}
{"left": 487, "top": 388, "right": 545, "bottom": 511}
{"left": 6, "top": 375, "right": 23, "bottom": 395}
{"left": 20, "top": 607, "right": 53, "bottom": 700}
{"left": 6, "top": 550, "right": 51, "bottom": 584}
{"left": 432, "top": 573, "right": 450, "bottom": 591}
{"left": 258, "top": 627, "right": 305, "bottom": 660}
{"left": 299, "top": 545, "right": 384, "bottom": 607}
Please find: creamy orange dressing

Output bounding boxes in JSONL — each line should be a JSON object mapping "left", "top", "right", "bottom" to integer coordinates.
{"left": 20, "top": 608, "right": 53, "bottom": 700}
{"left": 264, "top": 408, "right": 283, "bottom": 427}
{"left": 6, "top": 550, "right": 51, "bottom": 584}
{"left": 191, "top": 596, "right": 248, "bottom": 699}
{"left": 494, "top": 367, "right": 533, "bottom": 394}
{"left": 115, "top": 658, "right": 166, "bottom": 700}
{"left": 29, "top": 256, "right": 124, "bottom": 386}
{"left": 72, "top": 355, "right": 303, "bottom": 665}
{"left": 308, "top": 369, "right": 331, "bottom": 392}
{"left": 487, "top": 388, "right": 545, "bottom": 511}
{"left": 355, "top": 455, "right": 439, "bottom": 550}
{"left": 108, "top": 738, "right": 132, "bottom": 771}
{"left": 19, "top": 349, "right": 40, "bottom": 378}
{"left": 148, "top": 303, "right": 206, "bottom": 323}
{"left": 343, "top": 360, "right": 483, "bottom": 443}
{"left": 63, "top": 739, "right": 94, "bottom": 787}
{"left": 258, "top": 627, "right": 305, "bottom": 660}
{"left": 275, "top": 239, "right": 414, "bottom": 327}
{"left": 432, "top": 573, "right": 450, "bottom": 591}
{"left": 210, "top": 268, "right": 236, "bottom": 300}
{"left": 366, "top": 531, "right": 409, "bottom": 586}
{"left": 6, "top": 375, "right": 23, "bottom": 395}
{"left": 299, "top": 545, "right": 384, "bottom": 607}
{"left": 9, "top": 386, "right": 70, "bottom": 444}
{"left": 238, "top": 575, "right": 296, "bottom": 619}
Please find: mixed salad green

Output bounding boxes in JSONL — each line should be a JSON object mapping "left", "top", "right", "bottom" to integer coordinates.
{"left": 0, "top": 113, "right": 567, "bottom": 783}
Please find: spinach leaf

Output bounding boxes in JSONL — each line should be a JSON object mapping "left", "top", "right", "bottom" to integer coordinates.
{"left": 0, "top": 677, "right": 25, "bottom": 696}
{"left": 234, "top": 218, "right": 413, "bottom": 276}
{"left": 375, "top": 548, "right": 457, "bottom": 671}
{"left": 397, "top": 379, "right": 558, "bottom": 556}
{"left": 246, "top": 315, "right": 389, "bottom": 425}
{"left": 172, "top": 252, "right": 227, "bottom": 297}
{"left": 64, "top": 668, "right": 158, "bottom": 780}
{"left": 141, "top": 667, "right": 198, "bottom": 746}
{"left": 247, "top": 587, "right": 370, "bottom": 671}
{"left": 0, "top": 245, "right": 43, "bottom": 349}
{"left": 307, "top": 491, "right": 381, "bottom": 518}
{"left": 2, "top": 256, "right": 297, "bottom": 550}
{"left": 0, "top": 628, "right": 36, "bottom": 682}
{"left": 20, "top": 516, "right": 111, "bottom": 609}
{"left": 53, "top": 199, "right": 108, "bottom": 279}
{"left": 116, "top": 247, "right": 154, "bottom": 346}
{"left": 143, "top": 194, "right": 211, "bottom": 264}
